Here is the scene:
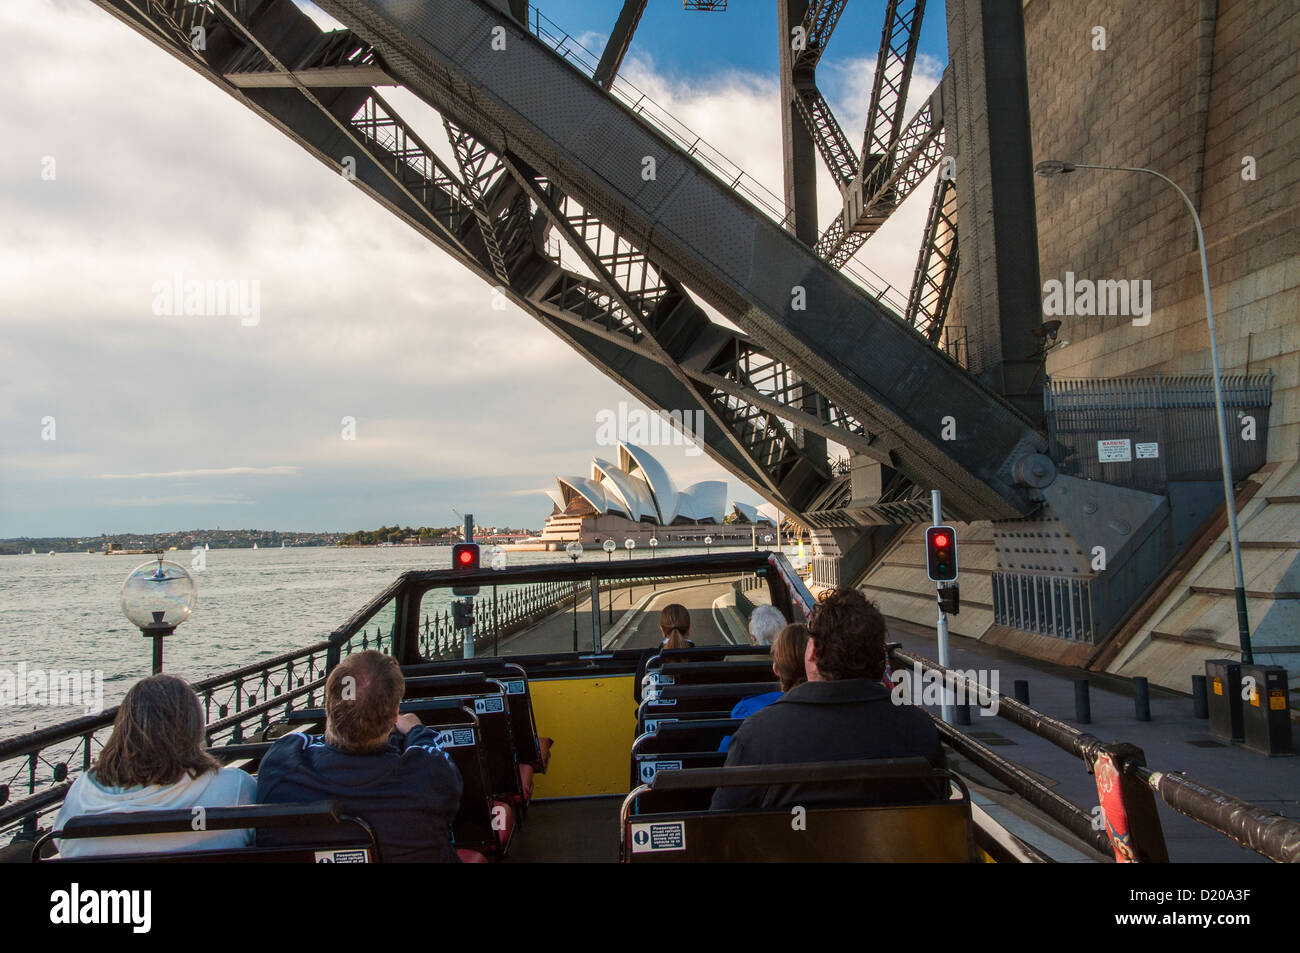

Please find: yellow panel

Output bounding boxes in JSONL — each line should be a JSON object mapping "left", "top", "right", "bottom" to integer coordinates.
{"left": 529, "top": 674, "right": 637, "bottom": 798}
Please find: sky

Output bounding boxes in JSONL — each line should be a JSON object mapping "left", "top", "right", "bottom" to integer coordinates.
{"left": 0, "top": 0, "right": 948, "bottom": 537}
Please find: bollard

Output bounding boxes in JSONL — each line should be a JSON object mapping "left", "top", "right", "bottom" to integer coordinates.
{"left": 1191, "top": 674, "right": 1209, "bottom": 719}
{"left": 955, "top": 703, "right": 971, "bottom": 726}
{"left": 1013, "top": 679, "right": 1030, "bottom": 705}
{"left": 1074, "top": 679, "right": 1092, "bottom": 724}
{"left": 1134, "top": 676, "right": 1151, "bottom": 722}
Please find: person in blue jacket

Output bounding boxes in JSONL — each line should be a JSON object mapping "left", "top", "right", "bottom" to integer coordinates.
{"left": 719, "top": 623, "right": 809, "bottom": 752}
{"left": 256, "top": 650, "right": 463, "bottom": 862}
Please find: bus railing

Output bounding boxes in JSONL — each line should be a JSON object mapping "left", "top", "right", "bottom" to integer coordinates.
{"left": 891, "top": 647, "right": 1300, "bottom": 864}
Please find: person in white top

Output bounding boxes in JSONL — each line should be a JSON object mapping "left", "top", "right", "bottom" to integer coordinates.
{"left": 52, "top": 674, "right": 256, "bottom": 858}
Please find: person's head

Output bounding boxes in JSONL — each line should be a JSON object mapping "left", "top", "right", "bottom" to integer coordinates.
{"left": 94, "top": 675, "right": 217, "bottom": 788}
{"left": 748, "top": 605, "right": 786, "bottom": 646}
{"left": 659, "top": 603, "right": 692, "bottom": 651}
{"left": 770, "top": 623, "right": 810, "bottom": 692}
{"left": 804, "top": 587, "right": 887, "bottom": 682}
{"left": 324, "top": 650, "right": 405, "bottom": 753}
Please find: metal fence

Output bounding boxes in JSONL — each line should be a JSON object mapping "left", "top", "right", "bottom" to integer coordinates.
{"left": 1044, "top": 373, "right": 1273, "bottom": 493}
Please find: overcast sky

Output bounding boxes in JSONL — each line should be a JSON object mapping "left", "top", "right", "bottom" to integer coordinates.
{"left": 0, "top": 0, "right": 944, "bottom": 537}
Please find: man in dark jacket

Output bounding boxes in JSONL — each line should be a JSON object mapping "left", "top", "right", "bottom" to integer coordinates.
{"left": 256, "top": 650, "right": 463, "bottom": 862}
{"left": 710, "top": 589, "right": 945, "bottom": 812}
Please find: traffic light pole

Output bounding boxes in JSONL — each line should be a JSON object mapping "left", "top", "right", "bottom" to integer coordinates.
{"left": 932, "top": 490, "right": 953, "bottom": 725}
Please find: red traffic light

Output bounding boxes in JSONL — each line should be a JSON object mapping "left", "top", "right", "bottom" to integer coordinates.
{"left": 451, "top": 543, "right": 481, "bottom": 596}
{"left": 925, "top": 526, "right": 958, "bottom": 582}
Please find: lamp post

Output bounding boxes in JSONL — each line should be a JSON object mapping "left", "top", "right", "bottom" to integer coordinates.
{"left": 1035, "top": 159, "right": 1253, "bottom": 663}
{"left": 648, "top": 537, "right": 658, "bottom": 591}
{"left": 602, "top": 538, "right": 616, "bottom": 625}
{"left": 566, "top": 541, "right": 583, "bottom": 652}
{"left": 120, "top": 556, "right": 197, "bottom": 674}
{"left": 704, "top": 535, "right": 713, "bottom": 581}
{"left": 624, "top": 538, "right": 636, "bottom": 604}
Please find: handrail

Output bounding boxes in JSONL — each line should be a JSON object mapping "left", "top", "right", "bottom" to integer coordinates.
{"left": 890, "top": 646, "right": 1300, "bottom": 863}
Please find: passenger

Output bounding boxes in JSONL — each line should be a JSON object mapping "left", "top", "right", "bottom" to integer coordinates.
{"left": 256, "top": 650, "right": 463, "bottom": 862}
{"left": 710, "top": 588, "right": 944, "bottom": 812}
{"left": 719, "top": 623, "right": 809, "bottom": 753}
{"left": 659, "top": 603, "right": 695, "bottom": 650}
{"left": 747, "top": 604, "right": 786, "bottom": 646}
{"left": 52, "top": 674, "right": 257, "bottom": 858}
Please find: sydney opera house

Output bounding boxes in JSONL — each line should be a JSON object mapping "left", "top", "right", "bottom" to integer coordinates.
{"left": 538, "top": 442, "right": 772, "bottom": 546}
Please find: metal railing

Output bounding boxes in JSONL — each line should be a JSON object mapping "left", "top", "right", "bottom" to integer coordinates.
{"left": 1044, "top": 373, "right": 1273, "bottom": 493}
{"left": 0, "top": 553, "right": 779, "bottom": 842}
{"left": 891, "top": 646, "right": 1300, "bottom": 863}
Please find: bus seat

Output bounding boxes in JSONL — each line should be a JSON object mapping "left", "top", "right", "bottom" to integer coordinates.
{"left": 35, "top": 800, "right": 379, "bottom": 863}
{"left": 619, "top": 759, "right": 976, "bottom": 863}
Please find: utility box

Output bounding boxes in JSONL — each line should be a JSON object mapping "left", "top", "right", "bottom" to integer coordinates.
{"left": 1205, "top": 659, "right": 1244, "bottom": 743}
{"left": 1240, "top": 664, "right": 1294, "bottom": 756}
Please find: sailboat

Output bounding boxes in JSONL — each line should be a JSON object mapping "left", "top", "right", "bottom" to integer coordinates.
{"left": 204, "top": 543, "right": 209, "bottom": 551}
{"left": 253, "top": 543, "right": 259, "bottom": 550}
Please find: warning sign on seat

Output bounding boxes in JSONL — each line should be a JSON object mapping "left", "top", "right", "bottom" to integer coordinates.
{"left": 474, "top": 696, "right": 505, "bottom": 715}
{"left": 630, "top": 821, "right": 686, "bottom": 853}
{"left": 503, "top": 679, "right": 526, "bottom": 695}
{"left": 434, "top": 727, "right": 475, "bottom": 747}
{"left": 638, "top": 759, "right": 682, "bottom": 783}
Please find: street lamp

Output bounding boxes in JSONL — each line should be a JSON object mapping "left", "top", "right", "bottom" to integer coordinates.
{"left": 648, "top": 536, "right": 658, "bottom": 590}
{"left": 624, "top": 538, "right": 636, "bottom": 604}
{"left": 120, "top": 556, "right": 197, "bottom": 674}
{"left": 704, "top": 534, "right": 713, "bottom": 581}
{"left": 566, "top": 541, "right": 583, "bottom": 652}
{"left": 1035, "top": 159, "right": 1253, "bottom": 663}
{"left": 602, "top": 538, "right": 616, "bottom": 625}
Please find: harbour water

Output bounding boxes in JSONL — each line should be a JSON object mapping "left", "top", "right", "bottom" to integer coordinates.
{"left": 0, "top": 543, "right": 760, "bottom": 738}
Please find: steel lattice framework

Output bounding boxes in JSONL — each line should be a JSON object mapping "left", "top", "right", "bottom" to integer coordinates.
{"left": 86, "top": 0, "right": 1047, "bottom": 525}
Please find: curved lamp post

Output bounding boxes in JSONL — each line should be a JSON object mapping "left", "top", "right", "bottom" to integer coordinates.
{"left": 121, "top": 556, "right": 197, "bottom": 674}
{"left": 1035, "top": 159, "right": 1253, "bottom": 663}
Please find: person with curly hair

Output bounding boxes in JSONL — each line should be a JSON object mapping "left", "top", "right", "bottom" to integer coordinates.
{"left": 710, "top": 588, "right": 944, "bottom": 811}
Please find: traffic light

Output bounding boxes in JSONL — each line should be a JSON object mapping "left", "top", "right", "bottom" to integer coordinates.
{"left": 925, "top": 526, "right": 958, "bottom": 582}
{"left": 452, "top": 599, "right": 475, "bottom": 630}
{"left": 938, "top": 583, "right": 960, "bottom": 615}
{"left": 452, "top": 542, "right": 480, "bottom": 596}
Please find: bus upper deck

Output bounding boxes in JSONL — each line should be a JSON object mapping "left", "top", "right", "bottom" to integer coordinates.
{"left": 2, "top": 551, "right": 1297, "bottom": 864}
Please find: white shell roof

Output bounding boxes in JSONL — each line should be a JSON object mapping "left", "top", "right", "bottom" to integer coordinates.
{"left": 552, "top": 442, "right": 726, "bottom": 525}
{"left": 677, "top": 481, "right": 727, "bottom": 523}
{"left": 592, "top": 457, "right": 657, "bottom": 523}
{"left": 618, "top": 442, "right": 679, "bottom": 524}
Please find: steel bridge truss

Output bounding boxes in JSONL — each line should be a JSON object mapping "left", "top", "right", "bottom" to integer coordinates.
{"left": 92, "top": 0, "right": 921, "bottom": 518}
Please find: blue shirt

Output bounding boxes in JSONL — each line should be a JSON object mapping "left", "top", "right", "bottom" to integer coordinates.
{"left": 718, "top": 691, "right": 783, "bottom": 753}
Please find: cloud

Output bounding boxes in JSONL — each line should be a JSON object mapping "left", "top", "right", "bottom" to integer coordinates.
{"left": 94, "top": 466, "right": 303, "bottom": 480}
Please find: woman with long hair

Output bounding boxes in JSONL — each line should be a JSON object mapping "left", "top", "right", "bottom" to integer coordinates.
{"left": 53, "top": 674, "right": 257, "bottom": 858}
{"left": 719, "top": 622, "right": 809, "bottom": 753}
{"left": 659, "top": 603, "right": 694, "bottom": 650}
